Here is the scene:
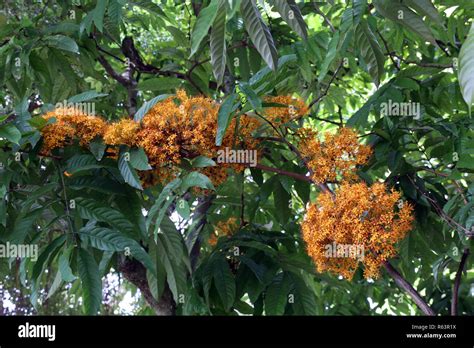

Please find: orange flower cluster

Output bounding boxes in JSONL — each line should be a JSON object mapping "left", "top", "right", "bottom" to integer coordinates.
{"left": 263, "top": 95, "right": 308, "bottom": 125}
{"left": 208, "top": 217, "right": 239, "bottom": 246}
{"left": 39, "top": 91, "right": 264, "bottom": 187}
{"left": 301, "top": 182, "right": 414, "bottom": 280}
{"left": 40, "top": 108, "right": 107, "bottom": 153}
{"left": 103, "top": 119, "right": 140, "bottom": 147}
{"left": 298, "top": 127, "right": 372, "bottom": 183}
{"left": 137, "top": 90, "right": 261, "bottom": 186}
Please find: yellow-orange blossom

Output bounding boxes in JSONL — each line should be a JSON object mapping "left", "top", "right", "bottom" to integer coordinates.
{"left": 39, "top": 92, "right": 307, "bottom": 187}
{"left": 39, "top": 93, "right": 413, "bottom": 280}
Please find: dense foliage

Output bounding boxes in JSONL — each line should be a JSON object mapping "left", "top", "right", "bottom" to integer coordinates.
{"left": 0, "top": 0, "right": 473, "bottom": 316}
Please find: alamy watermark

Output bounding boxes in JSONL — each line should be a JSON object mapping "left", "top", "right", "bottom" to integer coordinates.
{"left": 380, "top": 100, "right": 421, "bottom": 120}
{"left": 54, "top": 100, "right": 96, "bottom": 116}
{"left": 0, "top": 242, "right": 38, "bottom": 261}
{"left": 216, "top": 147, "right": 257, "bottom": 167}
{"left": 324, "top": 242, "right": 364, "bottom": 262}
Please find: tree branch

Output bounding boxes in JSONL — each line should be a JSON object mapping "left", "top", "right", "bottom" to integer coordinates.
{"left": 384, "top": 261, "right": 436, "bottom": 316}
{"left": 252, "top": 163, "right": 312, "bottom": 183}
{"left": 451, "top": 248, "right": 470, "bottom": 316}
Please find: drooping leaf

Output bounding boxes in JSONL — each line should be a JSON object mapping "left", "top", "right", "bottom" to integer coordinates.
{"left": 77, "top": 248, "right": 102, "bottom": 315}
{"left": 265, "top": 272, "right": 292, "bottom": 315}
{"left": 181, "top": 172, "right": 215, "bottom": 192}
{"left": 79, "top": 225, "right": 156, "bottom": 276}
{"left": 213, "top": 255, "right": 236, "bottom": 311}
{"left": 89, "top": 138, "right": 106, "bottom": 161}
{"left": 44, "top": 35, "right": 79, "bottom": 54}
{"left": 459, "top": 23, "right": 474, "bottom": 114}
{"left": 68, "top": 90, "right": 108, "bottom": 103}
{"left": 0, "top": 123, "right": 21, "bottom": 144}
{"left": 58, "top": 251, "right": 77, "bottom": 282}
{"left": 216, "top": 93, "right": 238, "bottom": 146}
{"left": 374, "top": 0, "right": 437, "bottom": 45}
{"left": 32, "top": 235, "right": 67, "bottom": 281}
{"left": 355, "top": 21, "right": 385, "bottom": 86}
{"left": 191, "top": 156, "right": 216, "bottom": 168}
{"left": 119, "top": 150, "right": 143, "bottom": 190}
{"left": 241, "top": 0, "right": 278, "bottom": 70}
{"left": 93, "top": 0, "right": 109, "bottom": 32}
{"left": 130, "top": 147, "right": 152, "bottom": 170}
{"left": 404, "top": 0, "right": 443, "bottom": 27}
{"left": 75, "top": 197, "right": 137, "bottom": 238}
{"left": 190, "top": 0, "right": 220, "bottom": 57}
{"left": 134, "top": 94, "right": 172, "bottom": 122}
{"left": 318, "top": 30, "right": 340, "bottom": 82}
{"left": 210, "top": 1, "right": 227, "bottom": 86}
{"left": 146, "top": 178, "right": 182, "bottom": 235}
{"left": 271, "top": 0, "right": 307, "bottom": 39}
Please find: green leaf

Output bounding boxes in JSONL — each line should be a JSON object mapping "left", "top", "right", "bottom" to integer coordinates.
{"left": 176, "top": 198, "right": 191, "bottom": 220}
{"left": 216, "top": 93, "right": 238, "bottom": 146}
{"left": 58, "top": 251, "right": 77, "bottom": 282}
{"left": 271, "top": 0, "right": 307, "bottom": 40}
{"left": 146, "top": 178, "right": 181, "bottom": 234}
{"left": 44, "top": 35, "right": 79, "bottom": 54}
{"left": 213, "top": 255, "right": 236, "bottom": 311}
{"left": 66, "top": 154, "right": 104, "bottom": 175}
{"left": 265, "top": 272, "right": 292, "bottom": 315}
{"left": 79, "top": 225, "right": 156, "bottom": 276}
{"left": 77, "top": 248, "right": 102, "bottom": 315}
{"left": 181, "top": 172, "right": 215, "bottom": 192}
{"left": 210, "top": 1, "right": 227, "bottom": 86}
{"left": 289, "top": 273, "right": 318, "bottom": 315}
{"left": 89, "top": 138, "right": 106, "bottom": 161}
{"left": 190, "top": 0, "right": 220, "bottom": 57}
{"left": 131, "top": 0, "right": 171, "bottom": 23}
{"left": 457, "top": 154, "right": 474, "bottom": 170}
{"left": 11, "top": 207, "right": 44, "bottom": 244}
{"left": 318, "top": 30, "right": 340, "bottom": 82}
{"left": 239, "top": 82, "right": 262, "bottom": 111}
{"left": 249, "top": 54, "right": 296, "bottom": 86}
{"left": 130, "top": 147, "right": 152, "bottom": 170}
{"left": 241, "top": 0, "right": 278, "bottom": 70}
{"left": 356, "top": 21, "right": 385, "bottom": 86}
{"left": 459, "top": 23, "right": 474, "bottom": 114}
{"left": 138, "top": 77, "right": 182, "bottom": 91}
{"left": 155, "top": 217, "right": 188, "bottom": 302}
{"left": 28, "top": 116, "right": 48, "bottom": 129}
{"left": 108, "top": 0, "right": 123, "bottom": 26}
{"left": 0, "top": 123, "right": 21, "bottom": 144}
{"left": 119, "top": 150, "right": 143, "bottom": 190}
{"left": 191, "top": 156, "right": 216, "bottom": 168}
{"left": 93, "top": 0, "right": 109, "bottom": 32}
{"left": 76, "top": 198, "right": 137, "bottom": 238}
{"left": 46, "top": 271, "right": 63, "bottom": 300}
{"left": 32, "top": 235, "right": 67, "bottom": 281}
{"left": 147, "top": 238, "right": 166, "bottom": 301}
{"left": 374, "top": 0, "right": 437, "bottom": 45}
{"left": 68, "top": 90, "right": 108, "bottom": 103}
{"left": 134, "top": 94, "right": 172, "bottom": 122}
{"left": 404, "top": 0, "right": 443, "bottom": 27}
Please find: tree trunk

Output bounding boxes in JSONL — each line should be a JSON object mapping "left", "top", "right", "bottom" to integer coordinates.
{"left": 119, "top": 258, "right": 176, "bottom": 315}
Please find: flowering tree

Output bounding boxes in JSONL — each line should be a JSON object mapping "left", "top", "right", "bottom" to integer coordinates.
{"left": 0, "top": 0, "right": 473, "bottom": 316}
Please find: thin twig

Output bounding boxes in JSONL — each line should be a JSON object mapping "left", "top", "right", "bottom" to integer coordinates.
{"left": 451, "top": 248, "right": 470, "bottom": 316}
{"left": 308, "top": 62, "right": 344, "bottom": 109}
